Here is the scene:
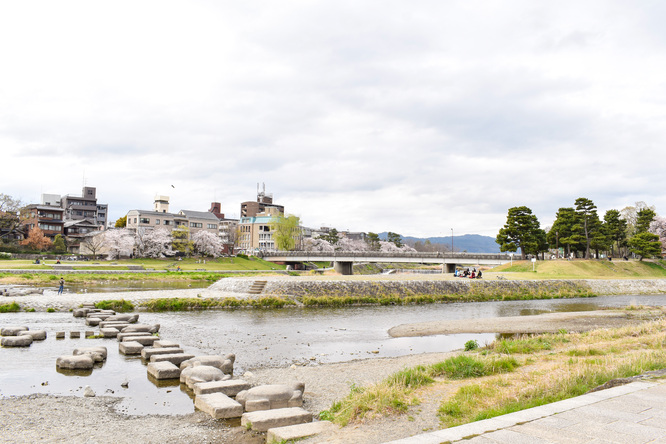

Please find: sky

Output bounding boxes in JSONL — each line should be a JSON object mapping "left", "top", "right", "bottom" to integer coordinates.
{"left": 2, "top": 1, "right": 665, "bottom": 238}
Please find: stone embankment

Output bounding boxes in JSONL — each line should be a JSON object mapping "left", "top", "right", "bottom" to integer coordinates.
{"left": 210, "top": 276, "right": 666, "bottom": 299}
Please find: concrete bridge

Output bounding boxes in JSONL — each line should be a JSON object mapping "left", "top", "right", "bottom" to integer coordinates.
{"left": 261, "top": 251, "right": 515, "bottom": 275}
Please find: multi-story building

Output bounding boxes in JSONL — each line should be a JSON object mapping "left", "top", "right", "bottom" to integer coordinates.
{"left": 42, "top": 186, "right": 108, "bottom": 228}
{"left": 21, "top": 204, "right": 65, "bottom": 240}
{"left": 240, "top": 185, "right": 284, "bottom": 218}
{"left": 208, "top": 202, "right": 239, "bottom": 255}
{"left": 238, "top": 206, "right": 282, "bottom": 252}
{"left": 125, "top": 196, "right": 219, "bottom": 236}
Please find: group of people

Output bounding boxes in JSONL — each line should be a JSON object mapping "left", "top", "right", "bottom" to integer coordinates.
{"left": 454, "top": 267, "right": 482, "bottom": 279}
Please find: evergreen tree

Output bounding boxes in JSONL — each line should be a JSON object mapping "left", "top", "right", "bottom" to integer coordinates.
{"left": 52, "top": 234, "right": 67, "bottom": 254}
{"left": 547, "top": 207, "right": 578, "bottom": 257}
{"left": 573, "top": 197, "right": 601, "bottom": 259}
{"left": 496, "top": 206, "right": 545, "bottom": 259}
{"left": 603, "top": 209, "right": 627, "bottom": 258}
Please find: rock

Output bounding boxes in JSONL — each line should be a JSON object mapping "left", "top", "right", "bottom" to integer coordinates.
{"left": 55, "top": 332, "right": 65, "bottom": 339}
{"left": 236, "top": 382, "right": 305, "bottom": 412}
{"left": 150, "top": 353, "right": 195, "bottom": 367}
{"left": 106, "top": 314, "right": 140, "bottom": 323}
{"left": 119, "top": 341, "right": 144, "bottom": 355}
{"left": 147, "top": 361, "right": 181, "bottom": 380}
{"left": 182, "top": 365, "right": 230, "bottom": 389}
{"left": 1, "top": 326, "right": 29, "bottom": 336}
{"left": 195, "top": 393, "right": 243, "bottom": 419}
{"left": 267, "top": 421, "right": 337, "bottom": 443}
{"left": 180, "top": 354, "right": 235, "bottom": 375}
{"left": 85, "top": 317, "right": 101, "bottom": 326}
{"left": 241, "top": 407, "right": 312, "bottom": 432}
{"left": 70, "top": 332, "right": 80, "bottom": 339}
{"left": 1, "top": 335, "right": 33, "bottom": 347}
{"left": 193, "top": 379, "right": 251, "bottom": 397}
{"left": 121, "top": 323, "right": 159, "bottom": 333}
{"left": 56, "top": 354, "right": 94, "bottom": 370}
{"left": 73, "top": 346, "right": 107, "bottom": 362}
{"left": 83, "top": 386, "right": 95, "bottom": 397}
{"left": 25, "top": 330, "right": 47, "bottom": 341}
{"left": 72, "top": 308, "right": 92, "bottom": 318}
{"left": 141, "top": 347, "right": 184, "bottom": 360}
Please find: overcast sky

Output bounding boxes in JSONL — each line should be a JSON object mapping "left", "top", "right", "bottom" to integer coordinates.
{"left": 2, "top": 1, "right": 665, "bottom": 238}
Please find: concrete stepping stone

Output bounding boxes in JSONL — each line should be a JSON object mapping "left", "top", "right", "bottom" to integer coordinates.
{"left": 99, "top": 321, "right": 129, "bottom": 329}
{"left": 70, "top": 332, "right": 81, "bottom": 339}
{"left": 194, "top": 393, "right": 243, "bottom": 419}
{"left": 241, "top": 407, "right": 312, "bottom": 432}
{"left": 116, "top": 332, "right": 154, "bottom": 342}
{"left": 267, "top": 421, "right": 336, "bottom": 443}
{"left": 193, "top": 379, "right": 251, "bottom": 397}
{"left": 55, "top": 332, "right": 65, "bottom": 339}
{"left": 1, "top": 326, "right": 29, "bottom": 336}
{"left": 150, "top": 353, "right": 195, "bottom": 366}
{"left": 119, "top": 341, "right": 144, "bottom": 355}
{"left": 100, "top": 328, "right": 119, "bottom": 338}
{"left": 85, "top": 318, "right": 102, "bottom": 326}
{"left": 56, "top": 354, "right": 94, "bottom": 370}
{"left": 73, "top": 346, "right": 107, "bottom": 362}
{"left": 1, "top": 335, "right": 33, "bottom": 347}
{"left": 147, "top": 361, "right": 181, "bottom": 380}
{"left": 142, "top": 347, "right": 184, "bottom": 359}
{"left": 153, "top": 340, "right": 179, "bottom": 348}
{"left": 25, "top": 330, "right": 47, "bottom": 340}
{"left": 121, "top": 335, "right": 159, "bottom": 346}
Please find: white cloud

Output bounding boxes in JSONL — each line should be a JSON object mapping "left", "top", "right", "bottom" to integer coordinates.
{"left": 2, "top": 1, "right": 666, "bottom": 238}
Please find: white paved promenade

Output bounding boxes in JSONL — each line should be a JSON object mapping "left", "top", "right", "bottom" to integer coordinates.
{"left": 384, "top": 380, "right": 666, "bottom": 443}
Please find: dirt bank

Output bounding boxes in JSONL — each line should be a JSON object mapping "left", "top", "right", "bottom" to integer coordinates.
{"left": 388, "top": 309, "right": 665, "bottom": 337}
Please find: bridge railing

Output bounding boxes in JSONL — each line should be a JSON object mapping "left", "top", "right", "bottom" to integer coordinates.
{"left": 261, "top": 251, "right": 513, "bottom": 260}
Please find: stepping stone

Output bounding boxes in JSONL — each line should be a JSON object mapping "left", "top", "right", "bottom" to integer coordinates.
{"left": 153, "top": 340, "right": 179, "bottom": 348}
{"left": 1, "top": 326, "right": 28, "bottom": 336}
{"left": 56, "top": 354, "right": 94, "bottom": 370}
{"left": 85, "top": 331, "right": 95, "bottom": 338}
{"left": 142, "top": 347, "right": 184, "bottom": 359}
{"left": 70, "top": 332, "right": 81, "bottom": 339}
{"left": 117, "top": 332, "right": 153, "bottom": 342}
{"left": 85, "top": 318, "right": 102, "bottom": 326}
{"left": 267, "top": 421, "right": 337, "bottom": 443}
{"left": 150, "top": 353, "right": 195, "bottom": 366}
{"left": 100, "top": 328, "right": 119, "bottom": 338}
{"left": 73, "top": 346, "right": 107, "bottom": 362}
{"left": 194, "top": 379, "right": 251, "bottom": 397}
{"left": 195, "top": 393, "right": 243, "bottom": 419}
{"left": 147, "top": 361, "right": 181, "bottom": 380}
{"left": 241, "top": 407, "right": 312, "bottom": 432}
{"left": 55, "top": 332, "right": 65, "bottom": 339}
{"left": 99, "top": 321, "right": 129, "bottom": 329}
{"left": 121, "top": 335, "right": 159, "bottom": 346}
{"left": 1, "top": 335, "right": 33, "bottom": 347}
{"left": 25, "top": 330, "right": 47, "bottom": 341}
{"left": 119, "top": 341, "right": 143, "bottom": 355}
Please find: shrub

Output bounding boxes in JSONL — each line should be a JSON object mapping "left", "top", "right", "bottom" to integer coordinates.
{"left": 95, "top": 299, "right": 135, "bottom": 312}
{"left": 0, "top": 302, "right": 20, "bottom": 313}
{"left": 465, "top": 340, "right": 479, "bottom": 351}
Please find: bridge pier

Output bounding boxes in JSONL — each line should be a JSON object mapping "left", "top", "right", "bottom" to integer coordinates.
{"left": 445, "top": 263, "right": 456, "bottom": 273}
{"left": 334, "top": 261, "right": 353, "bottom": 275}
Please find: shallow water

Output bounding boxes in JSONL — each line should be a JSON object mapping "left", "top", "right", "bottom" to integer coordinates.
{"left": 1, "top": 293, "right": 665, "bottom": 416}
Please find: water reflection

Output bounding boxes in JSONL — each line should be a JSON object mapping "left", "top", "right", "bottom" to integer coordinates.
{"left": 1, "top": 293, "right": 665, "bottom": 416}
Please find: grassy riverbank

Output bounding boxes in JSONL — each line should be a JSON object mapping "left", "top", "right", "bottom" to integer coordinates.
{"left": 321, "top": 311, "right": 666, "bottom": 429}
{"left": 493, "top": 259, "right": 666, "bottom": 279}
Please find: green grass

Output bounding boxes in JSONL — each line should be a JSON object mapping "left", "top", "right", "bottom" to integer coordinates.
{"left": 493, "top": 259, "right": 666, "bottom": 279}
{"left": 94, "top": 299, "right": 135, "bottom": 312}
{"left": 321, "top": 355, "right": 519, "bottom": 426}
{"left": 0, "top": 301, "right": 20, "bottom": 313}
{"left": 139, "top": 296, "right": 295, "bottom": 311}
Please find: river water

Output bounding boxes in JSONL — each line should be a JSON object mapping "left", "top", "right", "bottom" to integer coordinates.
{"left": 1, "top": 294, "right": 665, "bottom": 415}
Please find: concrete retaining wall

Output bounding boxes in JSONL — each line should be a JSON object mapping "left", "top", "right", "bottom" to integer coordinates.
{"left": 209, "top": 277, "right": 666, "bottom": 298}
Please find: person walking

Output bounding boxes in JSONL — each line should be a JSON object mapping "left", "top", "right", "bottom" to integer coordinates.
{"left": 57, "top": 277, "right": 64, "bottom": 295}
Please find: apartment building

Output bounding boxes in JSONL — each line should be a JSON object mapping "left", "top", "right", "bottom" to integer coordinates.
{"left": 21, "top": 204, "right": 65, "bottom": 240}
{"left": 41, "top": 186, "right": 108, "bottom": 228}
{"left": 208, "top": 202, "right": 238, "bottom": 255}
{"left": 125, "top": 196, "right": 219, "bottom": 236}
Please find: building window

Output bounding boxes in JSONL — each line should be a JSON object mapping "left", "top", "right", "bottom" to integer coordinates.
{"left": 140, "top": 218, "right": 150, "bottom": 224}
{"left": 163, "top": 220, "right": 171, "bottom": 226}
{"left": 156, "top": 219, "right": 160, "bottom": 225}
{"left": 134, "top": 218, "right": 137, "bottom": 223}
{"left": 207, "top": 224, "right": 217, "bottom": 229}
{"left": 190, "top": 222, "right": 203, "bottom": 228}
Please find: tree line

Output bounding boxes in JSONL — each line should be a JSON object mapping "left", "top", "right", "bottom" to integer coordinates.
{"left": 496, "top": 199, "right": 665, "bottom": 261}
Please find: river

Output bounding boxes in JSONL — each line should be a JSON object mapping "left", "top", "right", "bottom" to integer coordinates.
{"left": 1, "top": 294, "right": 665, "bottom": 415}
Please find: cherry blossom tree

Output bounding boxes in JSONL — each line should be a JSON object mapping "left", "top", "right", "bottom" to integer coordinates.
{"left": 379, "top": 241, "right": 416, "bottom": 253}
{"left": 142, "top": 228, "right": 175, "bottom": 258}
{"left": 649, "top": 216, "right": 666, "bottom": 255}
{"left": 192, "top": 230, "right": 223, "bottom": 257}
{"left": 303, "top": 237, "right": 335, "bottom": 252}
{"left": 104, "top": 228, "right": 134, "bottom": 259}
{"left": 335, "top": 237, "right": 368, "bottom": 252}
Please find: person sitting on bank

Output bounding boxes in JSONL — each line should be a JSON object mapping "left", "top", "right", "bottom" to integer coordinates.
{"left": 470, "top": 271, "right": 476, "bottom": 278}
{"left": 477, "top": 270, "right": 483, "bottom": 278}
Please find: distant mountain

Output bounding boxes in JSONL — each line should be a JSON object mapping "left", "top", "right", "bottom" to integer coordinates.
{"left": 379, "top": 232, "right": 500, "bottom": 254}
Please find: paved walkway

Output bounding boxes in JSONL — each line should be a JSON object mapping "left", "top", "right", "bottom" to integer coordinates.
{"left": 384, "top": 380, "right": 666, "bottom": 443}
